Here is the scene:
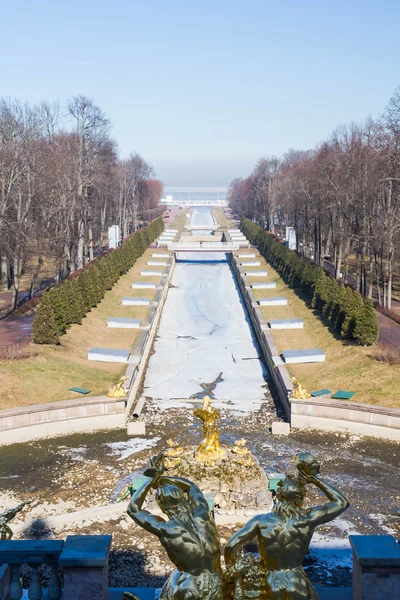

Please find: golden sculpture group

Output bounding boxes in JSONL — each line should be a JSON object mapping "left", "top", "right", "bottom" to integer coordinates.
{"left": 291, "top": 377, "right": 312, "bottom": 400}
{"left": 126, "top": 396, "right": 350, "bottom": 599}
{"left": 106, "top": 376, "right": 129, "bottom": 399}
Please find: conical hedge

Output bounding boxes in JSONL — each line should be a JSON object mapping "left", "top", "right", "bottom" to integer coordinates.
{"left": 241, "top": 217, "right": 379, "bottom": 346}
{"left": 32, "top": 217, "right": 164, "bottom": 344}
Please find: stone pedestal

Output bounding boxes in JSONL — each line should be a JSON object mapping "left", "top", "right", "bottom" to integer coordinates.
{"left": 350, "top": 535, "right": 400, "bottom": 600}
{"left": 59, "top": 535, "right": 112, "bottom": 600}
{"left": 155, "top": 446, "right": 270, "bottom": 515}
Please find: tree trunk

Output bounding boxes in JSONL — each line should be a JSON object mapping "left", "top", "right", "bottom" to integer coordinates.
{"left": 28, "top": 255, "right": 43, "bottom": 299}
{"left": 0, "top": 254, "right": 8, "bottom": 291}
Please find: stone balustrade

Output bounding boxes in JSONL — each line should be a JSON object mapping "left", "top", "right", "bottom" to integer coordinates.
{"left": 0, "top": 535, "right": 111, "bottom": 600}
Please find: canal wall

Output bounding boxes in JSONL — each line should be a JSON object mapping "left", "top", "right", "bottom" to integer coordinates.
{"left": 231, "top": 252, "right": 400, "bottom": 441}
{"left": 0, "top": 255, "right": 176, "bottom": 446}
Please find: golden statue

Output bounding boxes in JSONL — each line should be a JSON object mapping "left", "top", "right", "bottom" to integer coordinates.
{"left": 164, "top": 439, "right": 184, "bottom": 469}
{"left": 0, "top": 502, "right": 31, "bottom": 540}
{"left": 291, "top": 377, "right": 311, "bottom": 399}
{"left": 127, "top": 452, "right": 223, "bottom": 599}
{"left": 231, "top": 438, "right": 253, "bottom": 467}
{"left": 193, "top": 396, "right": 226, "bottom": 463}
{"left": 224, "top": 452, "right": 349, "bottom": 599}
{"left": 107, "top": 376, "right": 128, "bottom": 399}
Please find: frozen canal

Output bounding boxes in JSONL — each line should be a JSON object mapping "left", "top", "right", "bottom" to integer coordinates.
{"left": 142, "top": 208, "right": 269, "bottom": 411}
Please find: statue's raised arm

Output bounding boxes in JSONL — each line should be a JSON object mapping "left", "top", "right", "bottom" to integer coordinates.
{"left": 296, "top": 452, "right": 349, "bottom": 527}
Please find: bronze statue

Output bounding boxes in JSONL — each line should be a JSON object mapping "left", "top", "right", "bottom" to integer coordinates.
{"left": 106, "top": 376, "right": 128, "bottom": 399}
{"left": 291, "top": 377, "right": 311, "bottom": 400}
{"left": 127, "top": 452, "right": 223, "bottom": 599}
{"left": 193, "top": 396, "right": 226, "bottom": 463}
{"left": 0, "top": 502, "right": 31, "bottom": 540}
{"left": 224, "top": 452, "right": 349, "bottom": 599}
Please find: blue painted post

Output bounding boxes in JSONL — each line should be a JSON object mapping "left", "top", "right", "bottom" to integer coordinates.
{"left": 59, "top": 535, "right": 112, "bottom": 600}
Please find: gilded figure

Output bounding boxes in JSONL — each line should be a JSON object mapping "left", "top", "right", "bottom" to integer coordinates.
{"left": 225, "top": 452, "right": 349, "bottom": 599}
{"left": 193, "top": 396, "right": 226, "bottom": 463}
{"left": 164, "top": 439, "right": 184, "bottom": 468}
{"left": 127, "top": 452, "right": 223, "bottom": 599}
{"left": 290, "top": 378, "right": 311, "bottom": 400}
{"left": 107, "top": 376, "right": 129, "bottom": 399}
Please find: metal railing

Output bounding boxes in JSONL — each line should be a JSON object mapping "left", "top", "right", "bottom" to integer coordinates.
{"left": 0, "top": 333, "right": 32, "bottom": 359}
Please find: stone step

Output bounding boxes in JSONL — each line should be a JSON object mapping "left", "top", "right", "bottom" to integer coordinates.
{"left": 152, "top": 253, "right": 170, "bottom": 258}
{"left": 107, "top": 318, "right": 141, "bottom": 329}
{"left": 147, "top": 261, "right": 167, "bottom": 266}
{"left": 88, "top": 348, "right": 130, "bottom": 363}
{"left": 122, "top": 297, "right": 150, "bottom": 306}
{"left": 238, "top": 253, "right": 256, "bottom": 258}
{"left": 258, "top": 297, "right": 287, "bottom": 306}
{"left": 140, "top": 270, "right": 163, "bottom": 276}
{"left": 251, "top": 282, "right": 276, "bottom": 289}
{"left": 241, "top": 261, "right": 260, "bottom": 266}
{"left": 283, "top": 349, "right": 326, "bottom": 364}
{"left": 245, "top": 270, "right": 268, "bottom": 277}
{"left": 269, "top": 319, "right": 304, "bottom": 329}
{"left": 132, "top": 282, "right": 157, "bottom": 289}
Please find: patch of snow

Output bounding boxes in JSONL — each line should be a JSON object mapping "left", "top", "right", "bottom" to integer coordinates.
{"left": 107, "top": 437, "right": 161, "bottom": 461}
{"left": 59, "top": 447, "right": 88, "bottom": 461}
{"left": 369, "top": 513, "right": 397, "bottom": 535}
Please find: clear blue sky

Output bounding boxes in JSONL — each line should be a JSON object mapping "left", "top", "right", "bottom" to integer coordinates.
{"left": 1, "top": 0, "right": 400, "bottom": 186}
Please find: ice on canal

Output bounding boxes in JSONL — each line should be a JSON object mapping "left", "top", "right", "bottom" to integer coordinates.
{"left": 142, "top": 258, "right": 269, "bottom": 411}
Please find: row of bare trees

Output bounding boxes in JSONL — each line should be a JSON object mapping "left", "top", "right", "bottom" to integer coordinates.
{"left": 229, "top": 87, "right": 400, "bottom": 309}
{"left": 0, "top": 96, "right": 163, "bottom": 309}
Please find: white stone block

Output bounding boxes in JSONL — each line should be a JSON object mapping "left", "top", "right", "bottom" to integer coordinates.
{"left": 141, "top": 270, "right": 163, "bottom": 276}
{"left": 238, "top": 253, "right": 256, "bottom": 258}
{"left": 88, "top": 348, "right": 130, "bottom": 363}
{"left": 282, "top": 349, "right": 326, "bottom": 364}
{"left": 241, "top": 261, "right": 260, "bottom": 267}
{"left": 272, "top": 422, "right": 290, "bottom": 436}
{"left": 122, "top": 297, "right": 150, "bottom": 306}
{"left": 269, "top": 319, "right": 304, "bottom": 329}
{"left": 147, "top": 261, "right": 167, "bottom": 266}
{"left": 246, "top": 271, "right": 268, "bottom": 277}
{"left": 258, "top": 297, "right": 288, "bottom": 306}
{"left": 132, "top": 282, "right": 157, "bottom": 289}
{"left": 152, "top": 253, "right": 170, "bottom": 258}
{"left": 127, "top": 421, "right": 146, "bottom": 435}
{"left": 251, "top": 282, "right": 276, "bottom": 289}
{"left": 107, "top": 318, "right": 141, "bottom": 329}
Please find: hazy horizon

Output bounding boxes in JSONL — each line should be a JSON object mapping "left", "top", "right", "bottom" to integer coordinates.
{"left": 1, "top": 1, "right": 400, "bottom": 186}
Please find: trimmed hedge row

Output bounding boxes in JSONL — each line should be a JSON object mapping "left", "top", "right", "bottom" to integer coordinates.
{"left": 32, "top": 218, "right": 164, "bottom": 344}
{"left": 241, "top": 218, "right": 379, "bottom": 346}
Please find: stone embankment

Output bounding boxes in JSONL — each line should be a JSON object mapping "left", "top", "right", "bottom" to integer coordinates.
{"left": 0, "top": 246, "right": 176, "bottom": 445}
{"left": 230, "top": 251, "right": 400, "bottom": 441}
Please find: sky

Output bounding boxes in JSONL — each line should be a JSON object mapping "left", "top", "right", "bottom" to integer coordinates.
{"left": 1, "top": 0, "right": 400, "bottom": 186}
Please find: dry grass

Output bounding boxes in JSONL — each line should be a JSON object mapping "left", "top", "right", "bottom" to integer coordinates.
{"left": 0, "top": 249, "right": 171, "bottom": 410}
{"left": 212, "top": 207, "right": 234, "bottom": 228}
{"left": 241, "top": 252, "right": 400, "bottom": 409}
{"left": 170, "top": 209, "right": 190, "bottom": 229}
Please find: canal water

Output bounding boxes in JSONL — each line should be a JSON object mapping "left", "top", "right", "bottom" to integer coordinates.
{"left": 142, "top": 208, "right": 269, "bottom": 411}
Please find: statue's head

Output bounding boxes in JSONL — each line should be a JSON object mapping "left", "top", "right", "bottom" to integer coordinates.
{"left": 156, "top": 484, "right": 187, "bottom": 519}
{"left": 203, "top": 396, "right": 211, "bottom": 409}
{"left": 296, "top": 452, "right": 320, "bottom": 477}
{"left": 275, "top": 475, "right": 306, "bottom": 517}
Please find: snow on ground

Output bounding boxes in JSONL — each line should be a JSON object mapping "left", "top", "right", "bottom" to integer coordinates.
{"left": 143, "top": 260, "right": 268, "bottom": 411}
{"left": 106, "top": 437, "right": 161, "bottom": 461}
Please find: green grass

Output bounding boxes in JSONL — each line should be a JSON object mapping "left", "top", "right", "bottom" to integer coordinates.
{"left": 0, "top": 249, "right": 171, "bottom": 410}
{"left": 239, "top": 252, "right": 400, "bottom": 409}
